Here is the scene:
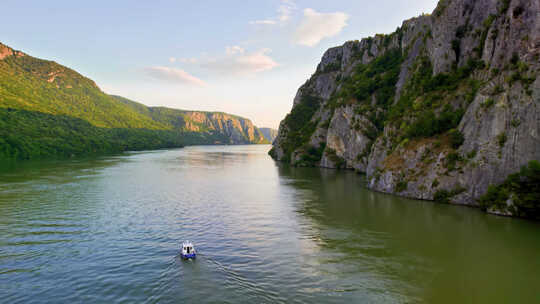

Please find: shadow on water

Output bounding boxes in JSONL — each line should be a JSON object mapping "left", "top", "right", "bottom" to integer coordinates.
{"left": 277, "top": 165, "right": 540, "bottom": 304}
{"left": 0, "top": 155, "right": 131, "bottom": 299}
{"left": 0, "top": 155, "right": 129, "bottom": 181}
{"left": 0, "top": 155, "right": 131, "bottom": 222}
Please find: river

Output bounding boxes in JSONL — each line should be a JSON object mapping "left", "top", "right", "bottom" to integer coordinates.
{"left": 1, "top": 145, "right": 539, "bottom": 303}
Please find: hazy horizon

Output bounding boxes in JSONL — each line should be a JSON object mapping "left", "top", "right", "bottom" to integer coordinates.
{"left": 2, "top": 0, "right": 438, "bottom": 128}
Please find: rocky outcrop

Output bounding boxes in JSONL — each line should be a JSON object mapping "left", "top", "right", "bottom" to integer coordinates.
{"left": 271, "top": 0, "right": 540, "bottom": 218}
{"left": 0, "top": 43, "right": 25, "bottom": 60}
{"left": 181, "top": 111, "right": 267, "bottom": 144}
{"left": 321, "top": 106, "right": 374, "bottom": 172}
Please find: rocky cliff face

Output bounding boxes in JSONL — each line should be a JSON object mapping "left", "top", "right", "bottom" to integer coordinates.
{"left": 181, "top": 111, "right": 267, "bottom": 144}
{"left": 0, "top": 43, "right": 25, "bottom": 60}
{"left": 271, "top": 0, "right": 540, "bottom": 218}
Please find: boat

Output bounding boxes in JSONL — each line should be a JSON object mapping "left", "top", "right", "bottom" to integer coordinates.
{"left": 181, "top": 241, "right": 196, "bottom": 259}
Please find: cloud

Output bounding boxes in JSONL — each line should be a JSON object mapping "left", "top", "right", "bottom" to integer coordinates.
{"left": 225, "top": 46, "right": 245, "bottom": 55}
{"left": 294, "top": 8, "right": 349, "bottom": 47}
{"left": 250, "top": 0, "right": 296, "bottom": 26}
{"left": 144, "top": 66, "right": 206, "bottom": 86}
{"left": 169, "top": 57, "right": 177, "bottom": 63}
{"left": 201, "top": 48, "right": 278, "bottom": 75}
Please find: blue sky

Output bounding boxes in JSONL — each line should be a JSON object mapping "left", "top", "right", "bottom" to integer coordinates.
{"left": 2, "top": 0, "right": 438, "bottom": 128}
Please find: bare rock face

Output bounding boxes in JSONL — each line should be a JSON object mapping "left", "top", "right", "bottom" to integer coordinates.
{"left": 182, "top": 111, "right": 266, "bottom": 144}
{"left": 272, "top": 0, "right": 540, "bottom": 218}
{"left": 0, "top": 43, "right": 25, "bottom": 60}
{"left": 321, "top": 106, "right": 374, "bottom": 172}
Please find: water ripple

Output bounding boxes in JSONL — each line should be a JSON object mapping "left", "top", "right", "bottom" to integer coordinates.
{"left": 1, "top": 146, "right": 539, "bottom": 303}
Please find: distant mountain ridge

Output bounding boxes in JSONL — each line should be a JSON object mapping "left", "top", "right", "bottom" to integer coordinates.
{"left": 111, "top": 95, "right": 267, "bottom": 145}
{"left": 0, "top": 42, "right": 266, "bottom": 160}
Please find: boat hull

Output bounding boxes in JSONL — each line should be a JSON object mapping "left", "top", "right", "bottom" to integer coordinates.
{"left": 181, "top": 253, "right": 196, "bottom": 260}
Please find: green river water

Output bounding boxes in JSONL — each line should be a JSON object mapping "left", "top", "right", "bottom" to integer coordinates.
{"left": 1, "top": 145, "right": 539, "bottom": 303}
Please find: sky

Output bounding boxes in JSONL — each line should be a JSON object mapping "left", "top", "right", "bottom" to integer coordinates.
{"left": 2, "top": 0, "right": 439, "bottom": 129}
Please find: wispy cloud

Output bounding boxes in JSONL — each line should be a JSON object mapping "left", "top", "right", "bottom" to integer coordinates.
{"left": 201, "top": 47, "right": 278, "bottom": 75}
{"left": 294, "top": 8, "right": 349, "bottom": 47}
{"left": 225, "top": 46, "right": 245, "bottom": 55}
{"left": 144, "top": 66, "right": 206, "bottom": 86}
{"left": 250, "top": 0, "right": 296, "bottom": 26}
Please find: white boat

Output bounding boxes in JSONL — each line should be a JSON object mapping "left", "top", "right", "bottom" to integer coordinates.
{"left": 181, "top": 241, "right": 196, "bottom": 259}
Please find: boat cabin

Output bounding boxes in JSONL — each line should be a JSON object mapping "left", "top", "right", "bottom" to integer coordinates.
{"left": 181, "top": 241, "right": 196, "bottom": 259}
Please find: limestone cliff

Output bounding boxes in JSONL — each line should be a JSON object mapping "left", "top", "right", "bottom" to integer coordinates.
{"left": 180, "top": 111, "right": 267, "bottom": 144}
{"left": 271, "top": 0, "right": 540, "bottom": 218}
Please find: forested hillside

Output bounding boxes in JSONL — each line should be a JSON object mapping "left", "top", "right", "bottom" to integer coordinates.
{"left": 0, "top": 42, "right": 266, "bottom": 160}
